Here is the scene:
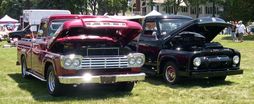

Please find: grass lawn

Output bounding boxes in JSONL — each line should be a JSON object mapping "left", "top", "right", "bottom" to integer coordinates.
{"left": 0, "top": 35, "right": 254, "bottom": 104}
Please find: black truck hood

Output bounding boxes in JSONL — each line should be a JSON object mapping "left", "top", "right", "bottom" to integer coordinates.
{"left": 163, "top": 17, "right": 230, "bottom": 43}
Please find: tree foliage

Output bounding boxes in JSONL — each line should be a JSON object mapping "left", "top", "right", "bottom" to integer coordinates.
{"left": 0, "top": 0, "right": 129, "bottom": 19}
{"left": 221, "top": 0, "right": 254, "bottom": 22}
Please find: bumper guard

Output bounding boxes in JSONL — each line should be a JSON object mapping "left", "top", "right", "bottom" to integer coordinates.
{"left": 58, "top": 73, "right": 146, "bottom": 84}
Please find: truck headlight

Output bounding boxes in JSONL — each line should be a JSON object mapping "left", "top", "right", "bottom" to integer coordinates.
{"left": 136, "top": 57, "right": 144, "bottom": 65}
{"left": 193, "top": 57, "right": 201, "bottom": 67}
{"left": 128, "top": 57, "right": 136, "bottom": 65}
{"left": 61, "top": 54, "right": 83, "bottom": 69}
{"left": 127, "top": 53, "right": 145, "bottom": 67}
{"left": 64, "top": 58, "right": 72, "bottom": 67}
{"left": 72, "top": 58, "right": 81, "bottom": 67}
{"left": 233, "top": 55, "right": 240, "bottom": 64}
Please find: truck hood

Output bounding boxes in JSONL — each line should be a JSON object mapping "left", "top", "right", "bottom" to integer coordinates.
{"left": 163, "top": 17, "right": 230, "bottom": 43}
{"left": 48, "top": 19, "right": 142, "bottom": 49}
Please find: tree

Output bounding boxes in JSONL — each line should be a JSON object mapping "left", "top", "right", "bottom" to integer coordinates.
{"left": 97, "top": 0, "right": 128, "bottom": 15}
{"left": 221, "top": 0, "right": 254, "bottom": 22}
{"left": 147, "top": 0, "right": 155, "bottom": 11}
{"left": 187, "top": 0, "right": 206, "bottom": 18}
{"left": 120, "top": 0, "right": 128, "bottom": 16}
{"left": 162, "top": 0, "right": 189, "bottom": 15}
{"left": 207, "top": 0, "right": 224, "bottom": 17}
{"left": 88, "top": 0, "right": 100, "bottom": 15}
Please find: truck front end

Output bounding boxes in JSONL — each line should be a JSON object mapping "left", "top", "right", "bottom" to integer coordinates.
{"left": 48, "top": 18, "right": 145, "bottom": 87}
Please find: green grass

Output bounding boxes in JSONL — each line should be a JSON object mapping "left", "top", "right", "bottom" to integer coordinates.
{"left": 0, "top": 35, "right": 254, "bottom": 104}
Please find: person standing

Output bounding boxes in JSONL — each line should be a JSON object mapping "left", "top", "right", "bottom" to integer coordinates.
{"left": 231, "top": 21, "right": 237, "bottom": 41}
{"left": 236, "top": 21, "right": 246, "bottom": 42}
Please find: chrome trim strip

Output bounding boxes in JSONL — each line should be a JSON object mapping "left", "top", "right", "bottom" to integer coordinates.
{"left": 58, "top": 73, "right": 146, "bottom": 84}
{"left": 26, "top": 71, "right": 46, "bottom": 81}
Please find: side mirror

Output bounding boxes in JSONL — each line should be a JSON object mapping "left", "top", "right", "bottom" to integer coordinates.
{"left": 38, "top": 30, "right": 43, "bottom": 36}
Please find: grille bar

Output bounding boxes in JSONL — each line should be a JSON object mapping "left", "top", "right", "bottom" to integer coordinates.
{"left": 81, "top": 56, "right": 129, "bottom": 69}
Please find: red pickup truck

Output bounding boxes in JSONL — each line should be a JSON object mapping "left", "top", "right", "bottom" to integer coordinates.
{"left": 16, "top": 15, "right": 145, "bottom": 96}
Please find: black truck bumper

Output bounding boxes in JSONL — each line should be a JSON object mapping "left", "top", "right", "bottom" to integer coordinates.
{"left": 179, "top": 69, "right": 243, "bottom": 77}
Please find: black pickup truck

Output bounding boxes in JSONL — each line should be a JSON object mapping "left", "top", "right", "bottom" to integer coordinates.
{"left": 131, "top": 15, "right": 243, "bottom": 84}
{"left": 7, "top": 25, "right": 38, "bottom": 44}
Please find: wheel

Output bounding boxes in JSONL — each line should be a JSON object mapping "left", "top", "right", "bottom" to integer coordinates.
{"left": 163, "top": 62, "right": 181, "bottom": 85}
{"left": 116, "top": 82, "right": 135, "bottom": 92}
{"left": 21, "top": 57, "right": 29, "bottom": 78}
{"left": 47, "top": 65, "right": 63, "bottom": 96}
{"left": 208, "top": 76, "right": 227, "bottom": 82}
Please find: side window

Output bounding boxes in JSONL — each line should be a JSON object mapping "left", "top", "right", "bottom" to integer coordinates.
{"left": 39, "top": 22, "right": 47, "bottom": 37}
{"left": 143, "top": 21, "right": 158, "bottom": 40}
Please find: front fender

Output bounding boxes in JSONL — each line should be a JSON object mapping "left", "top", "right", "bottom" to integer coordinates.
{"left": 42, "top": 53, "right": 61, "bottom": 79}
{"left": 157, "top": 49, "right": 193, "bottom": 74}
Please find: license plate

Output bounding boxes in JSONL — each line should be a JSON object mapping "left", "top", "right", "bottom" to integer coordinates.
{"left": 100, "top": 76, "right": 116, "bottom": 84}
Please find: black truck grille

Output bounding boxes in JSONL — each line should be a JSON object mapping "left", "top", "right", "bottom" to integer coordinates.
{"left": 198, "top": 56, "right": 232, "bottom": 70}
{"left": 87, "top": 48, "right": 119, "bottom": 56}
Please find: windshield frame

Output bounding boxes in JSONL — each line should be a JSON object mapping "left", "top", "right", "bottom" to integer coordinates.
{"left": 158, "top": 18, "right": 192, "bottom": 37}
{"left": 48, "top": 19, "right": 73, "bottom": 37}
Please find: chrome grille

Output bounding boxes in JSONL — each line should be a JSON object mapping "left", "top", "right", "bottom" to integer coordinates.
{"left": 81, "top": 56, "right": 128, "bottom": 69}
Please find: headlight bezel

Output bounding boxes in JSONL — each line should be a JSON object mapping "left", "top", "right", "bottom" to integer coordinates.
{"left": 127, "top": 53, "right": 145, "bottom": 67}
{"left": 61, "top": 54, "right": 83, "bottom": 69}
{"left": 193, "top": 57, "right": 201, "bottom": 67}
{"left": 233, "top": 55, "right": 240, "bottom": 64}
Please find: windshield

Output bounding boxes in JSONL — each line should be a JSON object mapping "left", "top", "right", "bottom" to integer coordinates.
{"left": 159, "top": 19, "right": 191, "bottom": 35}
{"left": 48, "top": 20, "right": 69, "bottom": 36}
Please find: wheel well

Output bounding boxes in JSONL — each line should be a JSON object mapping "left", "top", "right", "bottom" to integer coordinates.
{"left": 21, "top": 54, "right": 25, "bottom": 62}
{"left": 44, "top": 62, "right": 53, "bottom": 79}
{"left": 159, "top": 58, "right": 177, "bottom": 74}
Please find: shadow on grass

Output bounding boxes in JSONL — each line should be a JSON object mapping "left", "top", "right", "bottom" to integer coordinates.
{"left": 8, "top": 73, "right": 132, "bottom": 102}
{"left": 221, "top": 35, "right": 254, "bottom": 41}
{"left": 145, "top": 75, "right": 235, "bottom": 89}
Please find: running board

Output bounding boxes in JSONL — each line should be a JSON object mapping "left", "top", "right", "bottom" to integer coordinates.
{"left": 26, "top": 71, "right": 46, "bottom": 81}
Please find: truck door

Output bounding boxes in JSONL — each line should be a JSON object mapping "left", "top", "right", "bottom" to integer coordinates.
{"left": 31, "top": 25, "right": 46, "bottom": 75}
{"left": 138, "top": 21, "right": 161, "bottom": 64}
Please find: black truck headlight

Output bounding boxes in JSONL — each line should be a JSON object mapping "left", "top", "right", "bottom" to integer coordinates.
{"left": 193, "top": 57, "right": 201, "bottom": 67}
{"left": 233, "top": 55, "right": 240, "bottom": 64}
{"left": 127, "top": 53, "right": 145, "bottom": 67}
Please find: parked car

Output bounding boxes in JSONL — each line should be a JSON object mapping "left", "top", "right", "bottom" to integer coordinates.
{"left": 17, "top": 15, "right": 145, "bottom": 96}
{"left": 130, "top": 15, "right": 243, "bottom": 84}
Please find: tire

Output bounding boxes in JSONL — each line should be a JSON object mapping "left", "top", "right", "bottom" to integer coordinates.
{"left": 46, "top": 65, "right": 63, "bottom": 96}
{"left": 21, "top": 56, "right": 29, "bottom": 78}
{"left": 163, "top": 62, "right": 181, "bottom": 85}
{"left": 116, "top": 82, "right": 135, "bottom": 92}
{"left": 208, "top": 76, "right": 227, "bottom": 82}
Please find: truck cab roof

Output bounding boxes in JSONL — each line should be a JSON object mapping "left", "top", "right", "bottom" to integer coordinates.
{"left": 41, "top": 14, "right": 105, "bottom": 23}
{"left": 144, "top": 15, "right": 193, "bottom": 21}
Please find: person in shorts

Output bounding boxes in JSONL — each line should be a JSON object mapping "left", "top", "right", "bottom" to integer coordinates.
{"left": 236, "top": 21, "right": 246, "bottom": 42}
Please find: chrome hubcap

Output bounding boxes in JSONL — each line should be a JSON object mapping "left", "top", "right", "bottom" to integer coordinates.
{"left": 48, "top": 71, "right": 55, "bottom": 92}
{"left": 165, "top": 66, "right": 176, "bottom": 82}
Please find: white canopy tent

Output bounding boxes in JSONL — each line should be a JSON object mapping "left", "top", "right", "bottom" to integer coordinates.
{"left": 0, "top": 15, "right": 20, "bottom": 32}
{"left": 0, "top": 15, "right": 18, "bottom": 23}
{"left": 145, "top": 10, "right": 162, "bottom": 17}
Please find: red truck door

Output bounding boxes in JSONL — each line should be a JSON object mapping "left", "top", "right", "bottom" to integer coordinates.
{"left": 31, "top": 38, "right": 47, "bottom": 75}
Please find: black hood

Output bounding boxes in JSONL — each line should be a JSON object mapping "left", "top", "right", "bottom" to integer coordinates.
{"left": 163, "top": 17, "right": 230, "bottom": 43}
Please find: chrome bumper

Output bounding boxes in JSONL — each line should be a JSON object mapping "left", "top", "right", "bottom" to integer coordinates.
{"left": 58, "top": 73, "right": 146, "bottom": 84}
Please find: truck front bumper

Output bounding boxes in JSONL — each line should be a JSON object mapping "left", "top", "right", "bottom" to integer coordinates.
{"left": 179, "top": 69, "right": 243, "bottom": 77}
{"left": 58, "top": 73, "right": 146, "bottom": 84}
